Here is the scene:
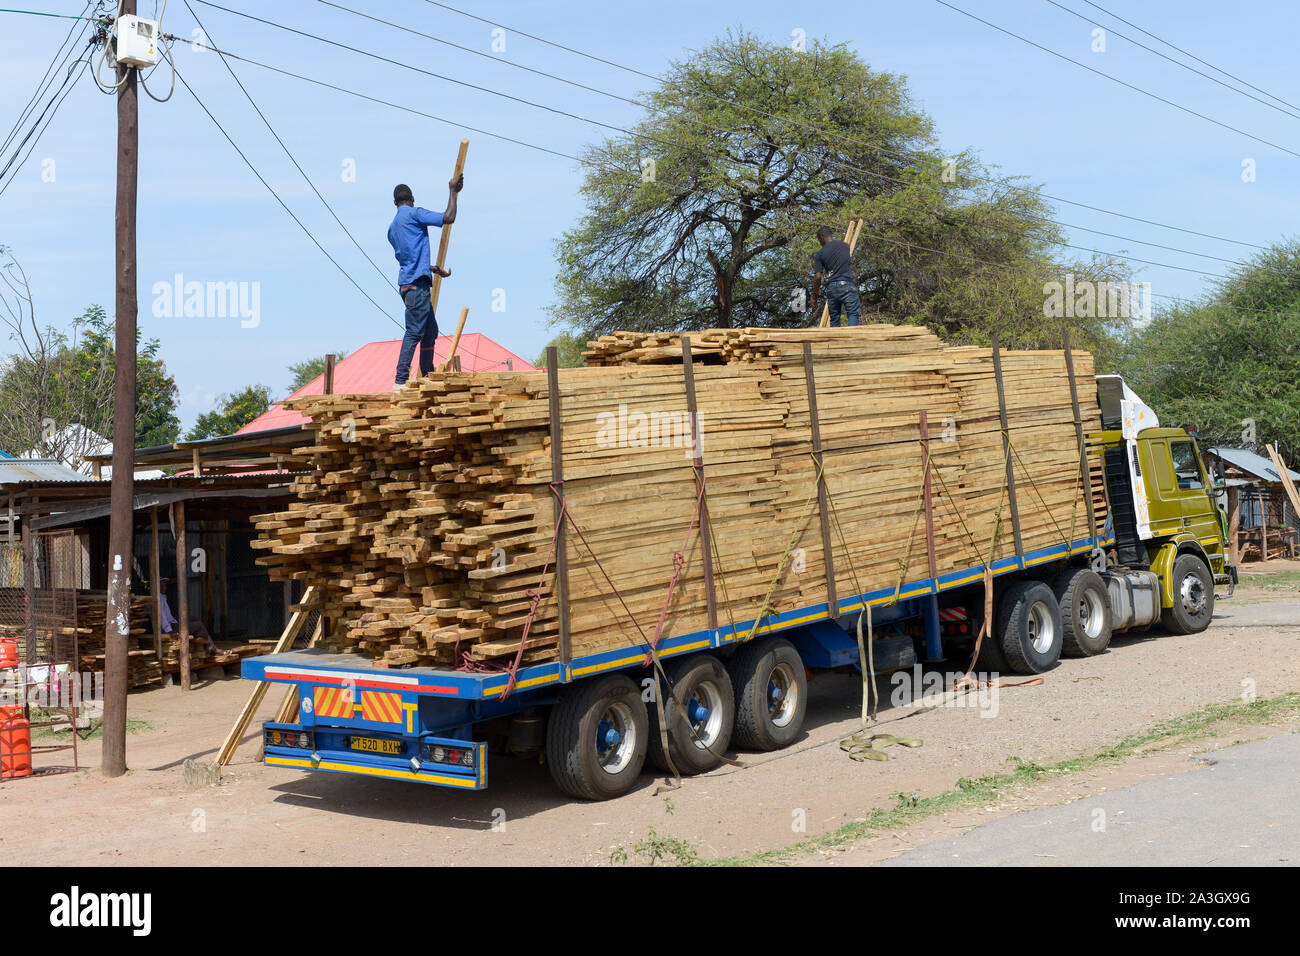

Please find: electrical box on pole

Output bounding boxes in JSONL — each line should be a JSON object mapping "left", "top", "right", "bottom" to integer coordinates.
{"left": 113, "top": 15, "right": 160, "bottom": 69}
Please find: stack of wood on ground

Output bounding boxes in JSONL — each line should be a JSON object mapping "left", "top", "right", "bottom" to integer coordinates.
{"left": 66, "top": 592, "right": 163, "bottom": 689}
{"left": 252, "top": 324, "right": 1106, "bottom": 670}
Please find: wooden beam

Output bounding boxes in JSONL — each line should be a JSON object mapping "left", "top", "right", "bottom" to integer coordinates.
{"left": 1063, "top": 330, "right": 1099, "bottom": 554}
{"left": 175, "top": 499, "right": 191, "bottom": 691}
{"left": 991, "top": 334, "right": 1024, "bottom": 558}
{"left": 1266, "top": 444, "right": 1300, "bottom": 517}
{"left": 546, "top": 347, "right": 571, "bottom": 665}
{"left": 215, "top": 585, "right": 319, "bottom": 766}
{"left": 150, "top": 507, "right": 162, "bottom": 660}
{"left": 323, "top": 353, "right": 336, "bottom": 395}
{"left": 919, "top": 412, "right": 938, "bottom": 580}
{"left": 681, "top": 337, "right": 717, "bottom": 628}
{"left": 802, "top": 341, "right": 837, "bottom": 613}
{"left": 441, "top": 306, "right": 470, "bottom": 372}
{"left": 429, "top": 139, "right": 469, "bottom": 320}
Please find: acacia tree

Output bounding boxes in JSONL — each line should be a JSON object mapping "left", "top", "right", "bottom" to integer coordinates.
{"left": 553, "top": 32, "right": 1133, "bottom": 361}
{"left": 1122, "top": 240, "right": 1300, "bottom": 453}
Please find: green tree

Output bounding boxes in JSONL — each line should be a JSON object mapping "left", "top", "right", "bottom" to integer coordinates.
{"left": 552, "top": 32, "right": 1132, "bottom": 362}
{"left": 1, "top": 246, "right": 180, "bottom": 461}
{"left": 534, "top": 332, "right": 587, "bottom": 368}
{"left": 287, "top": 351, "right": 348, "bottom": 393}
{"left": 1122, "top": 240, "right": 1300, "bottom": 453}
{"left": 185, "top": 384, "right": 273, "bottom": 440}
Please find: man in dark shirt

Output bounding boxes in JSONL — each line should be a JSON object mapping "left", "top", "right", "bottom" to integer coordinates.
{"left": 811, "top": 225, "right": 860, "bottom": 327}
{"left": 387, "top": 175, "right": 464, "bottom": 387}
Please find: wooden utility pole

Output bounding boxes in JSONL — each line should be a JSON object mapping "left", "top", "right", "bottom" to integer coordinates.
{"left": 102, "top": 0, "right": 138, "bottom": 778}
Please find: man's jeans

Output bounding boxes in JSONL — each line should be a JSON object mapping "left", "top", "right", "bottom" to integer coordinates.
{"left": 825, "top": 277, "right": 861, "bottom": 327}
{"left": 395, "top": 276, "right": 438, "bottom": 386}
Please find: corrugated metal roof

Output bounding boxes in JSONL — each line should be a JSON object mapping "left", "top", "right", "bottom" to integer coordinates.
{"left": 0, "top": 458, "right": 94, "bottom": 484}
{"left": 1207, "top": 446, "right": 1300, "bottom": 483}
{"left": 236, "top": 333, "right": 536, "bottom": 434}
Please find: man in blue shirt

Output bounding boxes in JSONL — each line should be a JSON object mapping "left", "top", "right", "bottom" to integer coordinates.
{"left": 387, "top": 174, "right": 464, "bottom": 386}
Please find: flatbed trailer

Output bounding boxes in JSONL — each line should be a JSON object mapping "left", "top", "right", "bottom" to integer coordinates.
{"left": 243, "top": 373, "right": 1232, "bottom": 800}
{"left": 245, "top": 530, "right": 1115, "bottom": 795}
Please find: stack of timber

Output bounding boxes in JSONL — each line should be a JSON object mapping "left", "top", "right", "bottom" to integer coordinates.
{"left": 67, "top": 592, "right": 163, "bottom": 688}
{"left": 253, "top": 324, "right": 1106, "bottom": 670}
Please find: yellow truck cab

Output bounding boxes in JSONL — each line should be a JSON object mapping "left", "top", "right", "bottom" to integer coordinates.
{"left": 1089, "top": 375, "right": 1234, "bottom": 636}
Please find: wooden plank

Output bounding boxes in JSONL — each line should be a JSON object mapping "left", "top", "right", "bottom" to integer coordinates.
{"left": 175, "top": 499, "right": 190, "bottom": 692}
{"left": 681, "top": 337, "right": 717, "bottom": 628}
{"left": 802, "top": 341, "right": 836, "bottom": 611}
{"left": 991, "top": 334, "right": 1024, "bottom": 557}
{"left": 429, "top": 139, "right": 469, "bottom": 319}
{"left": 546, "top": 346, "right": 571, "bottom": 665}
{"left": 215, "top": 585, "right": 319, "bottom": 766}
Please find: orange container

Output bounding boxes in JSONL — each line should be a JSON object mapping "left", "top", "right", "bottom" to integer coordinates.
{"left": 1, "top": 716, "right": 32, "bottom": 779}
{"left": 0, "top": 638, "right": 17, "bottom": 669}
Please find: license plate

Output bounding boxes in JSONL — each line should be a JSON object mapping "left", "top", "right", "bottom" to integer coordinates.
{"left": 350, "top": 736, "right": 402, "bottom": 755}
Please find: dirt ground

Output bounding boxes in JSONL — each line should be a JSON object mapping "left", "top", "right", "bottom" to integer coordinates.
{"left": 3, "top": 562, "right": 1297, "bottom": 867}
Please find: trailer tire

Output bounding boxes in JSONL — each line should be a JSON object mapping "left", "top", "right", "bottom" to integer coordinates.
{"left": 648, "top": 654, "right": 734, "bottom": 775}
{"left": 997, "top": 580, "right": 1063, "bottom": 674}
{"left": 1053, "top": 567, "right": 1113, "bottom": 657}
{"left": 728, "top": 638, "right": 806, "bottom": 751}
{"left": 1160, "top": 554, "right": 1214, "bottom": 635}
{"left": 546, "top": 674, "right": 648, "bottom": 800}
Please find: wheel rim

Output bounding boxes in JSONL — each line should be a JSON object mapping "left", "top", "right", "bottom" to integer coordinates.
{"left": 1078, "top": 588, "right": 1106, "bottom": 640}
{"left": 1026, "top": 600, "right": 1056, "bottom": 654}
{"left": 686, "top": 680, "right": 724, "bottom": 750}
{"left": 767, "top": 661, "right": 799, "bottom": 728}
{"left": 595, "top": 701, "right": 637, "bottom": 774}
{"left": 1180, "top": 571, "right": 1207, "bottom": 616}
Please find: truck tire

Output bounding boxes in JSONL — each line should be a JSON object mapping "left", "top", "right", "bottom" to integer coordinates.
{"left": 1053, "top": 567, "right": 1113, "bottom": 657}
{"left": 997, "top": 580, "right": 1063, "bottom": 674}
{"left": 546, "top": 674, "right": 648, "bottom": 800}
{"left": 1161, "top": 554, "right": 1214, "bottom": 635}
{"left": 648, "top": 654, "right": 735, "bottom": 775}
{"left": 728, "top": 638, "right": 806, "bottom": 751}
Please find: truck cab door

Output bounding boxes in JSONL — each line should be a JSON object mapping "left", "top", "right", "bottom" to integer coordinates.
{"left": 1142, "top": 435, "right": 1222, "bottom": 549}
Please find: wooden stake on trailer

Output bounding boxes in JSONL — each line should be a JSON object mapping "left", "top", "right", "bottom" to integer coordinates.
{"left": 802, "top": 341, "right": 837, "bottom": 613}
{"left": 546, "top": 347, "right": 571, "bottom": 666}
{"left": 919, "top": 412, "right": 938, "bottom": 580}
{"left": 429, "top": 139, "right": 469, "bottom": 320}
{"left": 818, "top": 218, "right": 863, "bottom": 329}
{"left": 441, "top": 306, "right": 470, "bottom": 371}
{"left": 323, "top": 353, "right": 336, "bottom": 395}
{"left": 215, "top": 585, "right": 319, "bottom": 766}
{"left": 1063, "top": 330, "right": 1099, "bottom": 558}
{"left": 681, "top": 337, "right": 717, "bottom": 628}
{"left": 991, "top": 334, "right": 1024, "bottom": 558}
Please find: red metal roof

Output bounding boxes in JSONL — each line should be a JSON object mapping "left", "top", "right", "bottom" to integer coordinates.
{"left": 237, "top": 334, "right": 536, "bottom": 434}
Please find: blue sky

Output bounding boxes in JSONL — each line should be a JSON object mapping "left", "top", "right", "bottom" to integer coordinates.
{"left": 2, "top": 0, "right": 1298, "bottom": 429}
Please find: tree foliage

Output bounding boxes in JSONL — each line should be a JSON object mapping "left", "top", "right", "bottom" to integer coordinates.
{"left": 287, "top": 351, "right": 348, "bottom": 393}
{"left": 0, "top": 246, "right": 179, "bottom": 463}
{"left": 534, "top": 332, "right": 587, "bottom": 368}
{"left": 1122, "top": 240, "right": 1300, "bottom": 453}
{"left": 185, "top": 384, "right": 272, "bottom": 441}
{"left": 553, "top": 32, "right": 1132, "bottom": 363}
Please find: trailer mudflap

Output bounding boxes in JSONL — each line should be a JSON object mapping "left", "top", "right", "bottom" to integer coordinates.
{"left": 262, "top": 721, "right": 488, "bottom": 790}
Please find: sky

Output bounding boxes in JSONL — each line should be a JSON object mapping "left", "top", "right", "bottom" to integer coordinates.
{"left": 2, "top": 0, "right": 1298, "bottom": 431}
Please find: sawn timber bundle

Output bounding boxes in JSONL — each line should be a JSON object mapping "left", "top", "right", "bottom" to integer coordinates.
{"left": 252, "top": 325, "right": 1106, "bottom": 669}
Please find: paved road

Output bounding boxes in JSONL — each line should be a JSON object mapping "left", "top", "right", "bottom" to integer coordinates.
{"left": 1214, "top": 601, "right": 1300, "bottom": 628}
{"left": 877, "top": 733, "right": 1300, "bottom": 866}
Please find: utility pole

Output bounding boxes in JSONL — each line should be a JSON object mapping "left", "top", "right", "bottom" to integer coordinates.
{"left": 102, "top": 0, "right": 138, "bottom": 778}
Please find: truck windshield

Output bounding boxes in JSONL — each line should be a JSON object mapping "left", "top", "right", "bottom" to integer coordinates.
{"left": 1170, "top": 440, "right": 1204, "bottom": 489}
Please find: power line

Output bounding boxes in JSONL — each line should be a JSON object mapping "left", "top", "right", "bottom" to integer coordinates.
{"left": 2, "top": 2, "right": 96, "bottom": 155}
{"left": 416, "top": 0, "right": 1272, "bottom": 252}
{"left": 328, "top": 0, "right": 1255, "bottom": 271}
{"left": 1080, "top": 0, "right": 1300, "bottom": 114}
{"left": 0, "top": 43, "right": 94, "bottom": 199}
{"left": 189, "top": 3, "right": 1244, "bottom": 281}
{"left": 1043, "top": 0, "right": 1300, "bottom": 122}
{"left": 170, "top": 62, "right": 400, "bottom": 328}
{"left": 931, "top": 0, "right": 1300, "bottom": 160}
{"left": 159, "top": 32, "right": 1243, "bottom": 297}
{"left": 182, "top": 0, "right": 395, "bottom": 294}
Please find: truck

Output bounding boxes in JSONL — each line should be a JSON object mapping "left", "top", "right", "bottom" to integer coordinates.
{"left": 243, "top": 373, "right": 1235, "bottom": 800}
